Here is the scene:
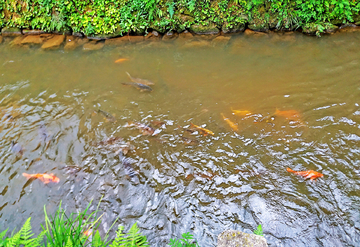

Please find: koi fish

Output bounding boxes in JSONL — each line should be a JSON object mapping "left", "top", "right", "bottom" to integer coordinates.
{"left": 189, "top": 123, "right": 214, "bottom": 136}
{"left": 83, "top": 230, "right": 92, "bottom": 236}
{"left": 122, "top": 82, "right": 153, "bottom": 92}
{"left": 23, "top": 173, "right": 60, "bottom": 184}
{"left": 221, "top": 113, "right": 238, "bottom": 131}
{"left": 126, "top": 72, "right": 155, "bottom": 86}
{"left": 274, "top": 109, "right": 301, "bottom": 121}
{"left": 231, "top": 108, "right": 251, "bottom": 116}
{"left": 126, "top": 121, "right": 156, "bottom": 135}
{"left": 98, "top": 109, "right": 117, "bottom": 122}
{"left": 286, "top": 168, "right": 323, "bottom": 181}
{"left": 114, "top": 58, "right": 128, "bottom": 63}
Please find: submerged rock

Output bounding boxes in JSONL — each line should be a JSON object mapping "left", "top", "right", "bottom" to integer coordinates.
{"left": 145, "top": 31, "right": 161, "bottom": 41}
{"left": 2, "top": 27, "right": 22, "bottom": 36}
{"left": 211, "top": 36, "right": 231, "bottom": 47}
{"left": 180, "top": 40, "right": 211, "bottom": 49}
{"left": 105, "top": 36, "right": 130, "bottom": 45}
{"left": 217, "top": 230, "right": 268, "bottom": 247}
{"left": 244, "top": 29, "right": 267, "bottom": 36}
{"left": 64, "top": 36, "right": 78, "bottom": 51}
{"left": 21, "top": 35, "right": 43, "bottom": 45}
{"left": 83, "top": 41, "right": 104, "bottom": 51}
{"left": 162, "top": 31, "right": 178, "bottom": 41}
{"left": 41, "top": 35, "right": 65, "bottom": 49}
{"left": 190, "top": 22, "right": 219, "bottom": 35}
{"left": 10, "top": 36, "right": 25, "bottom": 46}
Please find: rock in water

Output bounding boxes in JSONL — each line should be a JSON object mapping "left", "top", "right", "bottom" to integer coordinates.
{"left": 217, "top": 230, "right": 268, "bottom": 247}
{"left": 41, "top": 35, "right": 65, "bottom": 49}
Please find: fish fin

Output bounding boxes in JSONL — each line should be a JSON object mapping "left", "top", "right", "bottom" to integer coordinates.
{"left": 286, "top": 168, "right": 294, "bottom": 173}
{"left": 125, "top": 72, "right": 133, "bottom": 81}
{"left": 23, "top": 173, "right": 32, "bottom": 179}
{"left": 190, "top": 122, "right": 196, "bottom": 129}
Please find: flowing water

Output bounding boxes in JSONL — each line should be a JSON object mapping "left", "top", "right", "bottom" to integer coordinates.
{"left": 0, "top": 31, "right": 360, "bottom": 246}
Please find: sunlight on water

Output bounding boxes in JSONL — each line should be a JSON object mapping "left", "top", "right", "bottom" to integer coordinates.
{"left": 0, "top": 31, "right": 360, "bottom": 246}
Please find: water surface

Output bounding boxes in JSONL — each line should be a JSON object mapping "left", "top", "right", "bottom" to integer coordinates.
{"left": 0, "top": 31, "right": 360, "bottom": 246}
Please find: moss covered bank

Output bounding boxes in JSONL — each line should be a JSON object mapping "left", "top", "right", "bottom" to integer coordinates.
{"left": 0, "top": 0, "right": 360, "bottom": 38}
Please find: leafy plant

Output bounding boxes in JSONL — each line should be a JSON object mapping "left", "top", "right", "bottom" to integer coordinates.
{"left": 109, "top": 223, "right": 149, "bottom": 247}
{"left": 169, "top": 232, "right": 200, "bottom": 247}
{"left": 253, "top": 224, "right": 263, "bottom": 237}
{"left": 0, "top": 217, "right": 46, "bottom": 247}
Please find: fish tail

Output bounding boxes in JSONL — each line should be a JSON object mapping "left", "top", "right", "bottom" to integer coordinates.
{"left": 23, "top": 173, "right": 32, "bottom": 179}
{"left": 286, "top": 168, "right": 295, "bottom": 173}
{"left": 190, "top": 122, "right": 196, "bottom": 128}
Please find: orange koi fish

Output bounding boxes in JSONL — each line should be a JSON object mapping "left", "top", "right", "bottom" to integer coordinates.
{"left": 83, "top": 230, "right": 92, "bottom": 236}
{"left": 23, "top": 173, "right": 60, "bottom": 184}
{"left": 221, "top": 113, "right": 238, "bottom": 131}
{"left": 114, "top": 58, "right": 129, "bottom": 63}
{"left": 190, "top": 123, "right": 214, "bottom": 136}
{"left": 286, "top": 168, "right": 323, "bottom": 181}
{"left": 231, "top": 108, "right": 251, "bottom": 116}
{"left": 274, "top": 109, "right": 301, "bottom": 121}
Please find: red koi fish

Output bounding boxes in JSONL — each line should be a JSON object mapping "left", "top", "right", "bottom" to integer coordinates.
{"left": 287, "top": 168, "right": 323, "bottom": 181}
{"left": 23, "top": 173, "right": 60, "bottom": 184}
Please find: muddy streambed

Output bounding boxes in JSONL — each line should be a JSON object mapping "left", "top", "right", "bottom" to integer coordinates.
{"left": 0, "top": 31, "right": 360, "bottom": 246}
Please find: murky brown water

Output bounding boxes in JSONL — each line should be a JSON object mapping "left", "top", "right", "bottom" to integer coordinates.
{"left": 0, "top": 31, "right": 360, "bottom": 246}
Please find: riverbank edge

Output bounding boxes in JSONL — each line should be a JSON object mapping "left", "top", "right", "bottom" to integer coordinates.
{"left": 1, "top": 25, "right": 360, "bottom": 52}
{"left": 1, "top": 21, "right": 360, "bottom": 41}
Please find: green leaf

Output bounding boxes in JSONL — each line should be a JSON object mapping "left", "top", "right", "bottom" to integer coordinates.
{"left": 254, "top": 224, "right": 264, "bottom": 237}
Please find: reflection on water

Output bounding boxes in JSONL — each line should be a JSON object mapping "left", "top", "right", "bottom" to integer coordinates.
{"left": 0, "top": 31, "right": 360, "bottom": 246}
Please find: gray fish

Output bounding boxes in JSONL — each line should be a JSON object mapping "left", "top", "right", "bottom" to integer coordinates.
{"left": 122, "top": 82, "right": 152, "bottom": 92}
{"left": 120, "top": 156, "right": 139, "bottom": 184}
{"left": 98, "top": 109, "right": 117, "bottom": 122}
{"left": 11, "top": 141, "right": 24, "bottom": 156}
{"left": 126, "top": 72, "right": 155, "bottom": 86}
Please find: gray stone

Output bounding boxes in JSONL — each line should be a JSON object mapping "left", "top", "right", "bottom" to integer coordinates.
{"left": 2, "top": 27, "right": 22, "bottom": 37}
{"left": 217, "top": 230, "right": 268, "bottom": 247}
{"left": 189, "top": 22, "right": 219, "bottom": 35}
{"left": 248, "top": 18, "right": 269, "bottom": 32}
{"left": 22, "top": 29, "right": 45, "bottom": 35}
{"left": 222, "top": 22, "right": 245, "bottom": 33}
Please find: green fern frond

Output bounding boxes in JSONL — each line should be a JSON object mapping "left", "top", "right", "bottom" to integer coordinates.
{"left": 253, "top": 224, "right": 263, "bottom": 236}
{"left": 127, "top": 223, "right": 149, "bottom": 247}
{"left": 109, "top": 225, "right": 125, "bottom": 247}
{"left": 0, "top": 229, "right": 8, "bottom": 240}
{"left": 92, "top": 230, "right": 103, "bottom": 247}
{"left": 33, "top": 230, "right": 46, "bottom": 246}
{"left": 65, "top": 236, "right": 73, "bottom": 247}
{"left": 6, "top": 230, "right": 21, "bottom": 247}
{"left": 19, "top": 217, "right": 35, "bottom": 246}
